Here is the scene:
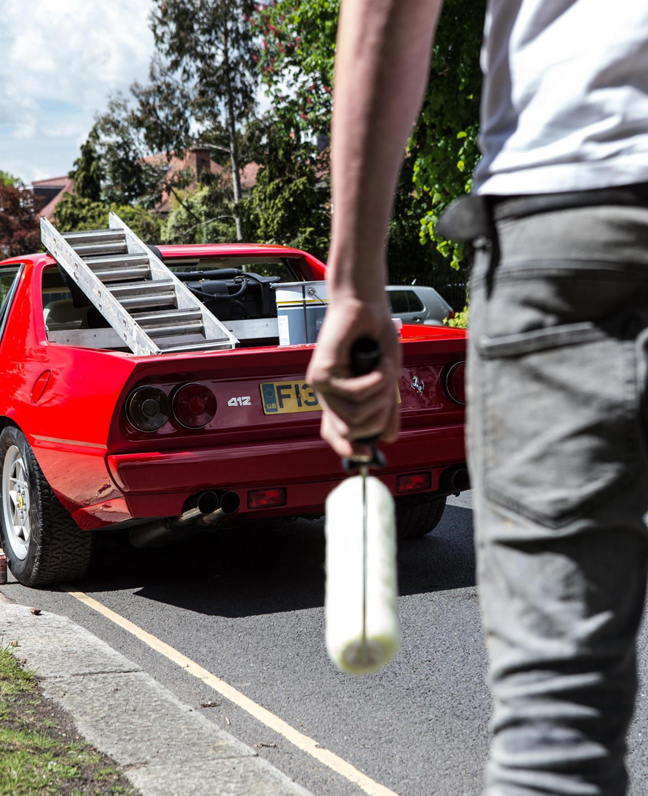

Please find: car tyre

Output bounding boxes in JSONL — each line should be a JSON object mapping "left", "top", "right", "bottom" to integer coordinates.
{"left": 0, "top": 426, "right": 93, "bottom": 587}
{"left": 396, "top": 494, "right": 446, "bottom": 540}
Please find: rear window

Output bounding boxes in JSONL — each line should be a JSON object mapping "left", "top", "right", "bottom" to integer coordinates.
{"left": 407, "top": 291, "right": 425, "bottom": 312}
{"left": 388, "top": 291, "right": 409, "bottom": 313}
{"left": 165, "top": 257, "right": 302, "bottom": 282}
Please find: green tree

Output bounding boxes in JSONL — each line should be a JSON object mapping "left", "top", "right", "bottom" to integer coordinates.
{"left": 256, "top": 0, "right": 485, "bottom": 277}
{"left": 412, "top": 0, "right": 486, "bottom": 269}
{"left": 387, "top": 156, "right": 449, "bottom": 283}
{"left": 93, "top": 98, "right": 168, "bottom": 208}
{"left": 54, "top": 194, "right": 161, "bottom": 242}
{"left": 151, "top": 0, "right": 259, "bottom": 240}
{"left": 0, "top": 182, "right": 41, "bottom": 258}
{"left": 162, "top": 180, "right": 239, "bottom": 245}
{"left": 255, "top": 0, "right": 337, "bottom": 135}
{"left": 244, "top": 117, "right": 329, "bottom": 259}
{"left": 69, "top": 128, "right": 103, "bottom": 201}
{"left": 0, "top": 171, "right": 20, "bottom": 188}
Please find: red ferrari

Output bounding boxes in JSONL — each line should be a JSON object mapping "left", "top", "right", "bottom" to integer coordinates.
{"left": 0, "top": 238, "right": 467, "bottom": 586}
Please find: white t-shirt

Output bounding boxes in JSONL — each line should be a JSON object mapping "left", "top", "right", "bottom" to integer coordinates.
{"left": 473, "top": 1, "right": 648, "bottom": 195}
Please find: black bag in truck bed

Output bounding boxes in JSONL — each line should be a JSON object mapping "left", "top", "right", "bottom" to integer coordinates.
{"left": 175, "top": 270, "right": 279, "bottom": 322}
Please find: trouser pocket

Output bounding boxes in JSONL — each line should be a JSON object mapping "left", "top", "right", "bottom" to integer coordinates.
{"left": 475, "top": 321, "right": 640, "bottom": 527}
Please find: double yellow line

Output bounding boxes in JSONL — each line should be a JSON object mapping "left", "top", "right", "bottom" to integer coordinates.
{"left": 61, "top": 587, "right": 402, "bottom": 796}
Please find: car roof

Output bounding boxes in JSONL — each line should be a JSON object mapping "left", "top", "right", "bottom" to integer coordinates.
{"left": 157, "top": 243, "right": 313, "bottom": 259}
{"left": 386, "top": 285, "right": 442, "bottom": 294}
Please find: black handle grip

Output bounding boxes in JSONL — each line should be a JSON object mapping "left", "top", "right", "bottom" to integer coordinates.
{"left": 342, "top": 337, "right": 386, "bottom": 472}
{"left": 349, "top": 337, "right": 381, "bottom": 377}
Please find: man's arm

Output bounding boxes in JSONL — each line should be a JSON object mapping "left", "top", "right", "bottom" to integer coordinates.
{"left": 307, "top": 0, "right": 444, "bottom": 458}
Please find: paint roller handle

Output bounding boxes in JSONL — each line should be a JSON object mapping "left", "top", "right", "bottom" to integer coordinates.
{"left": 349, "top": 336, "right": 381, "bottom": 377}
{"left": 342, "top": 337, "right": 387, "bottom": 472}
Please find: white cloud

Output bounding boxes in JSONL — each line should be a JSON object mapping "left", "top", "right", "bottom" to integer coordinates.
{"left": 0, "top": 0, "right": 155, "bottom": 182}
{"left": 0, "top": 0, "right": 154, "bottom": 118}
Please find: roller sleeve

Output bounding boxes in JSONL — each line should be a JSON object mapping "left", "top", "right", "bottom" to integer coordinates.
{"left": 325, "top": 475, "right": 400, "bottom": 674}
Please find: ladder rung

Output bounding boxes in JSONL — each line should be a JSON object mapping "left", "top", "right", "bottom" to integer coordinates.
{"left": 93, "top": 265, "right": 151, "bottom": 282}
{"left": 158, "top": 338, "right": 234, "bottom": 353}
{"left": 109, "top": 280, "right": 176, "bottom": 310}
{"left": 63, "top": 229, "right": 125, "bottom": 246}
{"left": 119, "top": 295, "right": 176, "bottom": 310}
{"left": 108, "top": 280, "right": 174, "bottom": 297}
{"left": 84, "top": 253, "right": 150, "bottom": 268}
{"left": 73, "top": 241, "right": 128, "bottom": 257}
{"left": 145, "top": 320, "right": 205, "bottom": 337}
{"left": 132, "top": 308, "right": 203, "bottom": 326}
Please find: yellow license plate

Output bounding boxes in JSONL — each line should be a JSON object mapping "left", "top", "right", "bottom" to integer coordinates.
{"left": 260, "top": 381, "right": 321, "bottom": 415}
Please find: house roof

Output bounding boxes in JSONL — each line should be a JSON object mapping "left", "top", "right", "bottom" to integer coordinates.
{"left": 38, "top": 177, "right": 74, "bottom": 221}
{"left": 32, "top": 175, "right": 70, "bottom": 188}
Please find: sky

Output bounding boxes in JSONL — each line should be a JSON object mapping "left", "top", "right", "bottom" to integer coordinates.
{"left": 0, "top": 0, "right": 156, "bottom": 185}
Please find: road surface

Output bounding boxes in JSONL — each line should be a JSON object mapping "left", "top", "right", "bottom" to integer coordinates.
{"left": 2, "top": 493, "right": 647, "bottom": 796}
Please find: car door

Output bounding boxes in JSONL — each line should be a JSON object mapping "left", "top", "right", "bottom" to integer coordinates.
{"left": 415, "top": 287, "right": 453, "bottom": 325}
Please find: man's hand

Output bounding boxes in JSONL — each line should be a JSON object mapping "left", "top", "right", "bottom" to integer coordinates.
{"left": 307, "top": 293, "right": 402, "bottom": 458}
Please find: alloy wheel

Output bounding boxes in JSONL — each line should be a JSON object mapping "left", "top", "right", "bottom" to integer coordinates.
{"left": 2, "top": 445, "right": 31, "bottom": 560}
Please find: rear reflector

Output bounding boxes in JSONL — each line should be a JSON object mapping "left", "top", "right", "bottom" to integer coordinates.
{"left": 248, "top": 488, "right": 287, "bottom": 509}
{"left": 397, "top": 472, "right": 431, "bottom": 494}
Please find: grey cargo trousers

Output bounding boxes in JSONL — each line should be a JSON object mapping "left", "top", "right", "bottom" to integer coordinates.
{"left": 468, "top": 204, "right": 648, "bottom": 796}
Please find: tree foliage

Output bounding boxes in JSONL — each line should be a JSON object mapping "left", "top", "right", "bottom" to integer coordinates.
{"left": 412, "top": 0, "right": 486, "bottom": 268}
{"left": 54, "top": 194, "right": 161, "bottom": 242}
{"left": 387, "top": 156, "right": 449, "bottom": 283}
{"left": 245, "top": 118, "right": 330, "bottom": 259}
{"left": 162, "top": 178, "right": 239, "bottom": 244}
{"left": 0, "top": 182, "right": 42, "bottom": 259}
{"left": 0, "top": 172, "right": 20, "bottom": 188}
{"left": 256, "top": 0, "right": 484, "bottom": 277}
{"left": 93, "top": 100, "right": 167, "bottom": 208}
{"left": 150, "top": 0, "right": 259, "bottom": 239}
{"left": 255, "top": 0, "right": 337, "bottom": 134}
{"left": 70, "top": 128, "right": 103, "bottom": 202}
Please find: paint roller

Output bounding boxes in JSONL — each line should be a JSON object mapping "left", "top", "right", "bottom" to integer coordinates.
{"left": 325, "top": 337, "right": 400, "bottom": 675}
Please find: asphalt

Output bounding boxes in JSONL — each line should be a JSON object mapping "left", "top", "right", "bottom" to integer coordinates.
{"left": 0, "top": 594, "right": 313, "bottom": 796}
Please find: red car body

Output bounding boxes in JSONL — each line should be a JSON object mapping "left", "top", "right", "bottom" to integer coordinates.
{"left": 0, "top": 244, "right": 466, "bottom": 534}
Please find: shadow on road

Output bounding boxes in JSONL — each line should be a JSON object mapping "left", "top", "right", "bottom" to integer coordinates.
{"left": 83, "top": 503, "right": 475, "bottom": 617}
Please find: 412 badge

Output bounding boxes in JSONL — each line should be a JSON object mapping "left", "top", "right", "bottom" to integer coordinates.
{"left": 228, "top": 396, "right": 251, "bottom": 407}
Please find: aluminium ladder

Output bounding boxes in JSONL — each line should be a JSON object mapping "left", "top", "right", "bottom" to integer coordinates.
{"left": 40, "top": 213, "right": 238, "bottom": 355}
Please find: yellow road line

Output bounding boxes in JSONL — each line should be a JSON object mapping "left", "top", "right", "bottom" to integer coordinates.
{"left": 60, "top": 586, "right": 402, "bottom": 796}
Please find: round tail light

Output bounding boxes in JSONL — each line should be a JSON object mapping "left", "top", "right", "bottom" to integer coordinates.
{"left": 445, "top": 362, "right": 466, "bottom": 405}
{"left": 172, "top": 383, "right": 217, "bottom": 429}
{"left": 126, "top": 386, "right": 171, "bottom": 431}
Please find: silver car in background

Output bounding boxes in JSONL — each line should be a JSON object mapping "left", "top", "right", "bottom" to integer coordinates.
{"left": 386, "top": 285, "right": 454, "bottom": 326}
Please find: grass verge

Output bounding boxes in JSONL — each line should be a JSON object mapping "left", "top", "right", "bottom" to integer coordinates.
{"left": 0, "top": 644, "right": 139, "bottom": 796}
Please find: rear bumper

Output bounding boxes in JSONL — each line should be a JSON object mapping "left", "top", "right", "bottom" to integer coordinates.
{"left": 106, "top": 425, "right": 466, "bottom": 521}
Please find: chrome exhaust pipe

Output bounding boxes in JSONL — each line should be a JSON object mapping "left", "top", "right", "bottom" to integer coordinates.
{"left": 450, "top": 467, "right": 470, "bottom": 492}
{"left": 129, "top": 490, "right": 241, "bottom": 548}
{"left": 439, "top": 466, "right": 470, "bottom": 495}
{"left": 199, "top": 491, "right": 241, "bottom": 526}
{"left": 177, "top": 491, "right": 220, "bottom": 526}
